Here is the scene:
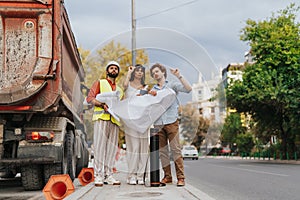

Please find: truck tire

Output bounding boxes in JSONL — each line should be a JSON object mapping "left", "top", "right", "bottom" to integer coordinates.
{"left": 21, "top": 165, "right": 44, "bottom": 191}
{"left": 66, "top": 130, "right": 76, "bottom": 181}
{"left": 75, "top": 141, "right": 89, "bottom": 176}
{"left": 43, "top": 163, "right": 62, "bottom": 185}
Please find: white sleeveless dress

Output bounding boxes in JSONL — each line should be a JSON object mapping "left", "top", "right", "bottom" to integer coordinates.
{"left": 123, "top": 83, "right": 149, "bottom": 182}
{"left": 125, "top": 83, "right": 140, "bottom": 99}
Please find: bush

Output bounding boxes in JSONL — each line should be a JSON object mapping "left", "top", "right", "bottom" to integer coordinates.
{"left": 236, "top": 132, "right": 254, "bottom": 154}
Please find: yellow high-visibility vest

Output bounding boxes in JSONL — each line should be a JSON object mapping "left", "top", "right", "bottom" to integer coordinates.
{"left": 92, "top": 79, "right": 123, "bottom": 126}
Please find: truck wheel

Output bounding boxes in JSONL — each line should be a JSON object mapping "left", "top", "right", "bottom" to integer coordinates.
{"left": 43, "top": 163, "right": 62, "bottom": 184}
{"left": 65, "top": 130, "right": 76, "bottom": 181}
{"left": 76, "top": 142, "right": 89, "bottom": 176}
{"left": 21, "top": 165, "right": 44, "bottom": 191}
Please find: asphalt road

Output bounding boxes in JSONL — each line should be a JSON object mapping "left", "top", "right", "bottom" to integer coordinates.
{"left": 0, "top": 175, "right": 81, "bottom": 200}
{"left": 1, "top": 157, "right": 299, "bottom": 200}
{"left": 0, "top": 176, "right": 43, "bottom": 200}
{"left": 184, "top": 157, "right": 300, "bottom": 200}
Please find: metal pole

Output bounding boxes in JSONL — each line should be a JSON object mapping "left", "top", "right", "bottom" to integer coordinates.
{"left": 150, "top": 128, "right": 160, "bottom": 187}
{"left": 131, "top": 0, "right": 136, "bottom": 66}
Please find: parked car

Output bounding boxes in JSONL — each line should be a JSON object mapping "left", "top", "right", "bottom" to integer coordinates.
{"left": 206, "top": 147, "right": 222, "bottom": 156}
{"left": 220, "top": 147, "right": 231, "bottom": 155}
{"left": 181, "top": 145, "right": 199, "bottom": 160}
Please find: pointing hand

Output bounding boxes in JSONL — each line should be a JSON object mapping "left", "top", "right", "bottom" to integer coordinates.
{"left": 170, "top": 68, "right": 180, "bottom": 78}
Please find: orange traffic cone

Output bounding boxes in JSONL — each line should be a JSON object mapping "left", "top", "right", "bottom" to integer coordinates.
{"left": 43, "top": 174, "right": 75, "bottom": 200}
{"left": 78, "top": 168, "right": 94, "bottom": 186}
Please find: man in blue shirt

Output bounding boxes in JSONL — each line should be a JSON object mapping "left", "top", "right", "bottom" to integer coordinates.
{"left": 150, "top": 63, "right": 192, "bottom": 187}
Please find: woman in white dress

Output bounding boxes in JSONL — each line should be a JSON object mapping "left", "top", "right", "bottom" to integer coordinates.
{"left": 123, "top": 64, "right": 149, "bottom": 185}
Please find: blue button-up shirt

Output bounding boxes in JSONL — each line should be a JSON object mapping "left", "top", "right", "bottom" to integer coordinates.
{"left": 152, "top": 80, "right": 190, "bottom": 125}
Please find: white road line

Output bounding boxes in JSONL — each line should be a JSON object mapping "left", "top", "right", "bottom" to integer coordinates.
{"left": 238, "top": 164, "right": 252, "bottom": 167}
{"left": 212, "top": 164, "right": 289, "bottom": 177}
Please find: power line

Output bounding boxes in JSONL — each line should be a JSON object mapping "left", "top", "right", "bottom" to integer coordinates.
{"left": 137, "top": 0, "right": 199, "bottom": 21}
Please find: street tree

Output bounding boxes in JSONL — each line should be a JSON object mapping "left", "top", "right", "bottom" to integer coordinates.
{"left": 227, "top": 4, "right": 300, "bottom": 159}
{"left": 84, "top": 41, "right": 149, "bottom": 86}
{"left": 235, "top": 132, "right": 255, "bottom": 155}
{"left": 191, "top": 116, "right": 210, "bottom": 150}
{"left": 179, "top": 103, "right": 200, "bottom": 144}
{"left": 221, "top": 112, "right": 245, "bottom": 147}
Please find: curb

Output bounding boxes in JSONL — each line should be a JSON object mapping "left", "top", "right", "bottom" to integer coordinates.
{"left": 185, "top": 183, "right": 216, "bottom": 200}
{"left": 64, "top": 182, "right": 94, "bottom": 200}
{"left": 205, "top": 155, "right": 300, "bottom": 164}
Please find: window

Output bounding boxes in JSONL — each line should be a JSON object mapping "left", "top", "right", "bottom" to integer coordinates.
{"left": 199, "top": 108, "right": 203, "bottom": 115}
{"left": 211, "top": 107, "right": 215, "bottom": 113}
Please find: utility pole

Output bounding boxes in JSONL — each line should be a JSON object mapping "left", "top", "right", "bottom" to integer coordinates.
{"left": 131, "top": 0, "right": 136, "bottom": 66}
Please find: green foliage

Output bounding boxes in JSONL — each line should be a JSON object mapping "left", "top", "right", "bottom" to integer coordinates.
{"left": 264, "top": 143, "right": 281, "bottom": 159}
{"left": 227, "top": 4, "right": 300, "bottom": 159}
{"left": 236, "top": 132, "right": 254, "bottom": 154}
{"left": 221, "top": 113, "right": 245, "bottom": 146}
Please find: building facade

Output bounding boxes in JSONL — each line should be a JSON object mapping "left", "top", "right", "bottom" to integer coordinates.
{"left": 192, "top": 73, "right": 223, "bottom": 123}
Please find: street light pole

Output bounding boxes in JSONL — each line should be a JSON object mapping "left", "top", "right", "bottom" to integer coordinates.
{"left": 131, "top": 0, "right": 136, "bottom": 66}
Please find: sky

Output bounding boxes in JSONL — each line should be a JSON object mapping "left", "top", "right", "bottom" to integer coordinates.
{"left": 64, "top": 0, "right": 298, "bottom": 103}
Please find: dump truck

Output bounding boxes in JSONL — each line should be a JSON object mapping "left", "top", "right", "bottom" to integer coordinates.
{"left": 0, "top": 0, "right": 89, "bottom": 190}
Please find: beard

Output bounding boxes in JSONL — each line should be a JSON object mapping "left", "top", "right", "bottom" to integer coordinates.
{"left": 107, "top": 72, "right": 119, "bottom": 78}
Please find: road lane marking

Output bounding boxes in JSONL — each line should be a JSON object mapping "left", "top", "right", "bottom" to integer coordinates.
{"left": 239, "top": 164, "right": 252, "bottom": 167}
{"left": 212, "top": 164, "right": 289, "bottom": 177}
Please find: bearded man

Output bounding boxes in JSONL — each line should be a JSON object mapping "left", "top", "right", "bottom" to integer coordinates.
{"left": 87, "top": 61, "right": 124, "bottom": 186}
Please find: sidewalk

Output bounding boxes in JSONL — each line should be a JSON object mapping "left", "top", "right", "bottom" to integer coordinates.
{"left": 65, "top": 156, "right": 211, "bottom": 200}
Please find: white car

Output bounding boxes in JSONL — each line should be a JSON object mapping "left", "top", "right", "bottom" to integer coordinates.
{"left": 181, "top": 145, "right": 199, "bottom": 160}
